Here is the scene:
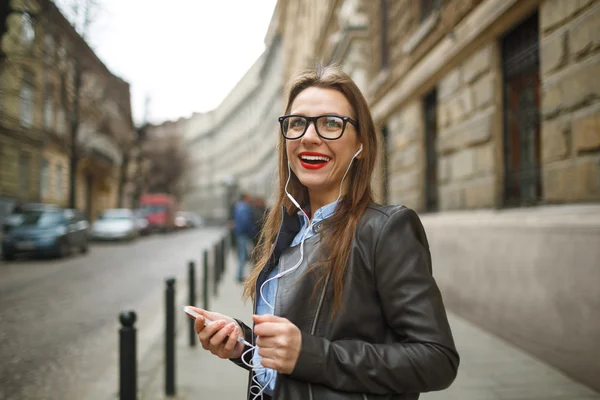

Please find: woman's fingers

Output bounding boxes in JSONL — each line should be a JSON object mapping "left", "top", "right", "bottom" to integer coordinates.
{"left": 209, "top": 322, "right": 235, "bottom": 347}
{"left": 190, "top": 309, "right": 245, "bottom": 359}
{"left": 222, "top": 326, "right": 241, "bottom": 355}
{"left": 194, "top": 316, "right": 205, "bottom": 335}
{"left": 200, "top": 320, "right": 225, "bottom": 342}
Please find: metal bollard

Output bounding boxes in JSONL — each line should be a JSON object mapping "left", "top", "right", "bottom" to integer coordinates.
{"left": 165, "top": 277, "right": 176, "bottom": 396}
{"left": 203, "top": 249, "right": 209, "bottom": 311}
{"left": 220, "top": 236, "right": 226, "bottom": 274}
{"left": 213, "top": 243, "right": 220, "bottom": 296}
{"left": 188, "top": 261, "right": 196, "bottom": 348}
{"left": 119, "top": 310, "right": 137, "bottom": 400}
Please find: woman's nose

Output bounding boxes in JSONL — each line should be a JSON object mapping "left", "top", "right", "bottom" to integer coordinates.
{"left": 301, "top": 121, "right": 321, "bottom": 144}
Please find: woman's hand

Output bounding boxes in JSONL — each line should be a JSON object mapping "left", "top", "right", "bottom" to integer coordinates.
{"left": 253, "top": 314, "right": 302, "bottom": 374}
{"left": 188, "top": 306, "right": 245, "bottom": 359}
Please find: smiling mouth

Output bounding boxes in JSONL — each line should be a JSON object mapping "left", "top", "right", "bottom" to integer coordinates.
{"left": 299, "top": 154, "right": 331, "bottom": 170}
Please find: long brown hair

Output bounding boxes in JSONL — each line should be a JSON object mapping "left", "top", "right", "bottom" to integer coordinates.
{"left": 243, "top": 65, "right": 379, "bottom": 313}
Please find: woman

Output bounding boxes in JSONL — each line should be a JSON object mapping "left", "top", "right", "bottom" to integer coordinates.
{"left": 190, "top": 65, "right": 459, "bottom": 399}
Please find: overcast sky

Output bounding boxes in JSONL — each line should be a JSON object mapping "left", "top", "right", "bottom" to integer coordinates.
{"left": 58, "top": 0, "right": 278, "bottom": 125}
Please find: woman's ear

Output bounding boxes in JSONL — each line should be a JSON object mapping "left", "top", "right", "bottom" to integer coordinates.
{"left": 355, "top": 143, "right": 364, "bottom": 159}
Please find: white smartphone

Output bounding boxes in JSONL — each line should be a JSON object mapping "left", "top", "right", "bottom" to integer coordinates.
{"left": 182, "top": 306, "right": 251, "bottom": 346}
{"left": 182, "top": 306, "right": 213, "bottom": 325}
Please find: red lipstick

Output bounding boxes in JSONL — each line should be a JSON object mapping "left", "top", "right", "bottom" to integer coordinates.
{"left": 298, "top": 152, "right": 331, "bottom": 170}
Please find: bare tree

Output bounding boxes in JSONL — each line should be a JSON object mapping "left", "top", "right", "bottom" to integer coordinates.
{"left": 144, "top": 134, "right": 190, "bottom": 203}
{"left": 55, "top": 0, "right": 100, "bottom": 208}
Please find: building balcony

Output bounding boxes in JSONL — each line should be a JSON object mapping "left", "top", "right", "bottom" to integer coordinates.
{"left": 83, "top": 132, "right": 122, "bottom": 167}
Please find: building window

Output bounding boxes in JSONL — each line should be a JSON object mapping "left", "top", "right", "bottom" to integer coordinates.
{"left": 21, "top": 13, "right": 35, "bottom": 45}
{"left": 380, "top": 0, "right": 389, "bottom": 69}
{"left": 57, "top": 43, "right": 68, "bottom": 72}
{"left": 44, "top": 34, "right": 55, "bottom": 64}
{"left": 57, "top": 108, "right": 66, "bottom": 134}
{"left": 56, "top": 164, "right": 64, "bottom": 198}
{"left": 19, "top": 153, "right": 30, "bottom": 195}
{"left": 424, "top": 89, "right": 438, "bottom": 211}
{"left": 20, "top": 71, "right": 35, "bottom": 128}
{"left": 43, "top": 83, "right": 54, "bottom": 129}
{"left": 420, "top": 0, "right": 440, "bottom": 22}
{"left": 501, "top": 12, "right": 541, "bottom": 206}
{"left": 41, "top": 158, "right": 50, "bottom": 197}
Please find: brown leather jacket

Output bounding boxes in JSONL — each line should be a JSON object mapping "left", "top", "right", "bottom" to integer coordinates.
{"left": 232, "top": 204, "right": 459, "bottom": 399}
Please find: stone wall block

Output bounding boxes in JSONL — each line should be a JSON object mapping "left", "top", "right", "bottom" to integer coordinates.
{"left": 437, "top": 133, "right": 457, "bottom": 154}
{"left": 439, "top": 184, "right": 464, "bottom": 210}
{"left": 472, "top": 72, "right": 495, "bottom": 110}
{"left": 464, "top": 178, "right": 496, "bottom": 208}
{"left": 542, "top": 59, "right": 600, "bottom": 119}
{"left": 461, "top": 107, "right": 494, "bottom": 147}
{"left": 445, "top": 88, "right": 475, "bottom": 125}
{"left": 463, "top": 45, "right": 492, "bottom": 84}
{"left": 390, "top": 169, "right": 421, "bottom": 192}
{"left": 393, "top": 126, "right": 418, "bottom": 150}
{"left": 451, "top": 148, "right": 477, "bottom": 180}
{"left": 392, "top": 144, "right": 420, "bottom": 170}
{"left": 438, "top": 156, "right": 452, "bottom": 183}
{"left": 543, "top": 157, "right": 600, "bottom": 201}
{"left": 475, "top": 142, "right": 495, "bottom": 174}
{"left": 541, "top": 0, "right": 594, "bottom": 33}
{"left": 573, "top": 111, "right": 600, "bottom": 151}
{"left": 570, "top": 5, "right": 600, "bottom": 60}
{"left": 438, "top": 103, "right": 451, "bottom": 128}
{"left": 438, "top": 107, "right": 494, "bottom": 154}
{"left": 542, "top": 120, "right": 571, "bottom": 163}
{"left": 540, "top": 30, "right": 568, "bottom": 75}
{"left": 439, "top": 68, "right": 462, "bottom": 100}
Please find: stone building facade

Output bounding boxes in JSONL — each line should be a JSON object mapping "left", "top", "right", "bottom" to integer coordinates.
{"left": 184, "top": 33, "right": 283, "bottom": 222}
{"left": 276, "top": 0, "right": 600, "bottom": 392}
{"left": 0, "top": 0, "right": 135, "bottom": 221}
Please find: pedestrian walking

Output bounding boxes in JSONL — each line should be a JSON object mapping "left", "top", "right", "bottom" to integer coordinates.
{"left": 232, "top": 193, "right": 255, "bottom": 282}
{"left": 188, "top": 65, "right": 459, "bottom": 399}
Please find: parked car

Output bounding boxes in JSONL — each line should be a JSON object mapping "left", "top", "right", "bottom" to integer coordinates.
{"left": 174, "top": 211, "right": 204, "bottom": 230}
{"left": 1, "top": 204, "right": 89, "bottom": 260}
{"left": 174, "top": 211, "right": 188, "bottom": 230}
{"left": 90, "top": 209, "right": 138, "bottom": 241}
{"left": 139, "top": 193, "right": 176, "bottom": 233}
{"left": 134, "top": 209, "right": 150, "bottom": 235}
{"left": 185, "top": 212, "right": 204, "bottom": 228}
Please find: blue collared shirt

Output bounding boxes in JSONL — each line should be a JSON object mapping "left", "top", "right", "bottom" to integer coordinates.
{"left": 253, "top": 200, "right": 339, "bottom": 395}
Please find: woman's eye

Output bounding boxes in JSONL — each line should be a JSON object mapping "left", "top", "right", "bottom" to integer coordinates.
{"left": 290, "top": 118, "right": 305, "bottom": 128}
{"left": 325, "top": 118, "right": 342, "bottom": 128}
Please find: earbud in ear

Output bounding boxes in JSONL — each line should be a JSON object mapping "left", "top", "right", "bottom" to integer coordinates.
{"left": 355, "top": 143, "right": 363, "bottom": 158}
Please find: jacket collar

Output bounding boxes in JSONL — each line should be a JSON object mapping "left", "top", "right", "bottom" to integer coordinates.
{"left": 273, "top": 206, "right": 301, "bottom": 259}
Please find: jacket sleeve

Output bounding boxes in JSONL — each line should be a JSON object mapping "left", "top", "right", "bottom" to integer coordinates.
{"left": 289, "top": 207, "right": 459, "bottom": 394}
{"left": 228, "top": 318, "right": 254, "bottom": 371}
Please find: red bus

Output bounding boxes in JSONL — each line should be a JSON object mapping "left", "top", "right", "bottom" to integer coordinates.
{"left": 139, "top": 193, "right": 176, "bottom": 233}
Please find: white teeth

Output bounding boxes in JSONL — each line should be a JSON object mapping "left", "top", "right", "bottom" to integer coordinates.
{"left": 300, "top": 155, "right": 331, "bottom": 162}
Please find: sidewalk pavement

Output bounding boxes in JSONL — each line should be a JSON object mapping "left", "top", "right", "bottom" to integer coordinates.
{"left": 137, "top": 250, "right": 600, "bottom": 400}
{"left": 137, "top": 249, "right": 252, "bottom": 399}
{"left": 420, "top": 315, "right": 600, "bottom": 400}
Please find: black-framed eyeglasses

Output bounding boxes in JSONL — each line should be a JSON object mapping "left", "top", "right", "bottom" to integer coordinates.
{"left": 278, "top": 114, "right": 358, "bottom": 140}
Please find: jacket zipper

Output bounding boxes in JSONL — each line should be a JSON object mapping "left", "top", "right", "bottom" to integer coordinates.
{"left": 308, "top": 271, "right": 331, "bottom": 400}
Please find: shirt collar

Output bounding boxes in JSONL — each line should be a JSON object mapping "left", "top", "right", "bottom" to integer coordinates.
{"left": 297, "top": 199, "right": 339, "bottom": 228}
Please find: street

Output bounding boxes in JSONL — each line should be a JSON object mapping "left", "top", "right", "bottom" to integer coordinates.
{"left": 0, "top": 227, "right": 225, "bottom": 400}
